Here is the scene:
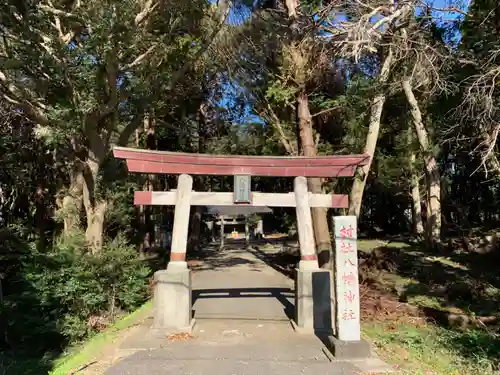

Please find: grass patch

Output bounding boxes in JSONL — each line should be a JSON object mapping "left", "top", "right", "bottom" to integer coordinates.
{"left": 49, "top": 301, "right": 152, "bottom": 375}
{"left": 363, "top": 321, "right": 500, "bottom": 375}
{"left": 358, "top": 239, "right": 410, "bottom": 253}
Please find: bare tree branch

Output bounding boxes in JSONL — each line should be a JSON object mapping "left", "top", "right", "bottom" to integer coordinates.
{"left": 261, "top": 102, "right": 297, "bottom": 155}
{"left": 121, "top": 45, "right": 157, "bottom": 71}
{"left": 0, "top": 70, "right": 50, "bottom": 125}
{"left": 38, "top": 3, "right": 82, "bottom": 20}
{"left": 135, "top": 0, "right": 159, "bottom": 26}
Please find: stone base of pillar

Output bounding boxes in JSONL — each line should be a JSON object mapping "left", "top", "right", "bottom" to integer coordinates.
{"left": 293, "top": 268, "right": 334, "bottom": 335}
{"left": 324, "top": 336, "right": 372, "bottom": 359}
{"left": 152, "top": 268, "right": 194, "bottom": 334}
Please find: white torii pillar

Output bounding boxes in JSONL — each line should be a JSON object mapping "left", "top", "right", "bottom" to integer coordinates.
{"left": 152, "top": 174, "right": 194, "bottom": 334}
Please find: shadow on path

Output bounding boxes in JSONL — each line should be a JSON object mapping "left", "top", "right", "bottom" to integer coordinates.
{"left": 193, "top": 287, "right": 295, "bottom": 320}
{"left": 246, "top": 245, "right": 298, "bottom": 278}
{"left": 189, "top": 254, "right": 262, "bottom": 271}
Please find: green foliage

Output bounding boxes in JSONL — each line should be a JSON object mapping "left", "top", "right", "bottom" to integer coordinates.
{"left": 3, "top": 231, "right": 150, "bottom": 353}
{"left": 265, "top": 79, "right": 298, "bottom": 107}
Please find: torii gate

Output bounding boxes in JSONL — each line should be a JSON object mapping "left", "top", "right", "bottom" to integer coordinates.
{"left": 113, "top": 147, "right": 371, "bottom": 357}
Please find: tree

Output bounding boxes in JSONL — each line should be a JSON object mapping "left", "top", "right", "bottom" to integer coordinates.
{"left": 457, "top": 0, "right": 500, "bottom": 174}
{"left": 0, "top": 0, "right": 228, "bottom": 250}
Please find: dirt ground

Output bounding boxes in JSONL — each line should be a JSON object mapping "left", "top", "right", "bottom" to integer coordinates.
{"left": 259, "top": 240, "right": 500, "bottom": 332}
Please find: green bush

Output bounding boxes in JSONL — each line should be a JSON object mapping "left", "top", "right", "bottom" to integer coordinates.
{"left": 3, "top": 231, "right": 150, "bottom": 353}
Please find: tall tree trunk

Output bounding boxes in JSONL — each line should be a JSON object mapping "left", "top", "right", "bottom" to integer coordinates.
{"left": 402, "top": 78, "right": 441, "bottom": 247}
{"left": 82, "top": 119, "right": 107, "bottom": 252}
{"left": 136, "top": 128, "right": 147, "bottom": 254}
{"left": 188, "top": 102, "right": 209, "bottom": 252}
{"left": 141, "top": 112, "right": 157, "bottom": 254}
{"left": 219, "top": 215, "right": 225, "bottom": 250}
{"left": 141, "top": 181, "right": 153, "bottom": 254}
{"left": 35, "top": 184, "right": 48, "bottom": 251}
{"left": 60, "top": 171, "right": 84, "bottom": 235}
{"left": 59, "top": 136, "right": 86, "bottom": 235}
{"left": 85, "top": 200, "right": 107, "bottom": 252}
{"left": 190, "top": 206, "right": 203, "bottom": 252}
{"left": 349, "top": 48, "right": 393, "bottom": 218}
{"left": 410, "top": 155, "right": 424, "bottom": 236}
{"left": 297, "top": 90, "right": 333, "bottom": 269}
{"left": 83, "top": 156, "right": 107, "bottom": 252}
{"left": 407, "top": 123, "right": 424, "bottom": 235}
{"left": 283, "top": 0, "right": 332, "bottom": 268}
{"left": 408, "top": 128, "right": 424, "bottom": 236}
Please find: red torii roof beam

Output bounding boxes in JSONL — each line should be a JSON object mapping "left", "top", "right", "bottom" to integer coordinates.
{"left": 113, "top": 147, "right": 369, "bottom": 178}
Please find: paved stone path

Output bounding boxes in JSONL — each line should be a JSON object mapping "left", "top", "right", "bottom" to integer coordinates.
{"left": 104, "top": 245, "right": 392, "bottom": 375}
{"left": 191, "top": 245, "right": 295, "bottom": 321}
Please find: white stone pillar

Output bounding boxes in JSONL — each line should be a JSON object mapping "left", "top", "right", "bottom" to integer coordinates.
{"left": 293, "top": 177, "right": 332, "bottom": 333}
{"left": 294, "top": 176, "right": 319, "bottom": 269}
{"left": 153, "top": 174, "right": 194, "bottom": 334}
{"left": 168, "top": 174, "right": 192, "bottom": 269}
{"left": 245, "top": 215, "right": 250, "bottom": 245}
{"left": 256, "top": 219, "right": 264, "bottom": 239}
{"left": 206, "top": 220, "right": 215, "bottom": 242}
{"left": 333, "top": 216, "right": 360, "bottom": 341}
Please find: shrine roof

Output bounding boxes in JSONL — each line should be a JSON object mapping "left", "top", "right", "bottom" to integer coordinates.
{"left": 206, "top": 206, "right": 273, "bottom": 216}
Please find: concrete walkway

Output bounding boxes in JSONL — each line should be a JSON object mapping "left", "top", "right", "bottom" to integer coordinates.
{"left": 104, "top": 245, "right": 392, "bottom": 375}
{"left": 191, "top": 245, "right": 295, "bottom": 321}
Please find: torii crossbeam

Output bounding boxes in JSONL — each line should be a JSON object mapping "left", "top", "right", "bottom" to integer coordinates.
{"left": 113, "top": 147, "right": 369, "bottom": 177}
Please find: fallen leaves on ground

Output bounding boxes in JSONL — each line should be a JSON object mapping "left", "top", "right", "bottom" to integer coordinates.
{"left": 167, "top": 333, "right": 194, "bottom": 341}
{"left": 359, "top": 283, "right": 424, "bottom": 326}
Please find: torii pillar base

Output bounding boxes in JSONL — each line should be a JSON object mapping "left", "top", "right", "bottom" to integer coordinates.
{"left": 293, "top": 268, "right": 335, "bottom": 335}
{"left": 152, "top": 267, "right": 195, "bottom": 335}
